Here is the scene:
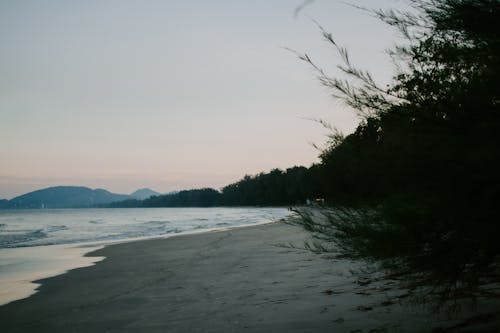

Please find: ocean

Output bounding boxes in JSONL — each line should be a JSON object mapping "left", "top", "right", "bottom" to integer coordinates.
{"left": 0, "top": 207, "right": 290, "bottom": 305}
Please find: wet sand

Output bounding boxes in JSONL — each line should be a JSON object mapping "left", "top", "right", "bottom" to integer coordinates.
{"left": 0, "top": 221, "right": 497, "bottom": 332}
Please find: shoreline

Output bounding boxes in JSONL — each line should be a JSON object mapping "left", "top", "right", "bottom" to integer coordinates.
{"left": 0, "top": 215, "right": 288, "bottom": 307}
{"left": 0, "top": 221, "right": 497, "bottom": 332}
{"left": 0, "top": 244, "right": 105, "bottom": 306}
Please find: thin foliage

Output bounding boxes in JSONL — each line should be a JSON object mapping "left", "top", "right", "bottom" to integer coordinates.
{"left": 293, "top": 0, "right": 500, "bottom": 306}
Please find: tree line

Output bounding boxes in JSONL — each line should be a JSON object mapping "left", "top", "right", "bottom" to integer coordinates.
{"left": 107, "top": 165, "right": 325, "bottom": 208}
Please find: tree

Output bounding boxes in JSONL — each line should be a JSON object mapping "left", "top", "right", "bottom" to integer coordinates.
{"left": 293, "top": 0, "right": 500, "bottom": 303}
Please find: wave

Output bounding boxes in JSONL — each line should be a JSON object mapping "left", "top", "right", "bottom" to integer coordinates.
{"left": 0, "top": 207, "right": 290, "bottom": 248}
{"left": 44, "top": 225, "right": 68, "bottom": 233}
{"left": 0, "top": 229, "right": 47, "bottom": 248}
{"left": 166, "top": 228, "right": 182, "bottom": 234}
{"left": 143, "top": 220, "right": 171, "bottom": 226}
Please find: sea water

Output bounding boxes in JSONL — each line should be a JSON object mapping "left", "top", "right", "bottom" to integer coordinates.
{"left": 0, "top": 207, "right": 290, "bottom": 305}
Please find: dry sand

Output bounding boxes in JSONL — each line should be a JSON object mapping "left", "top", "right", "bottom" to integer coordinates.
{"left": 0, "top": 221, "right": 498, "bottom": 332}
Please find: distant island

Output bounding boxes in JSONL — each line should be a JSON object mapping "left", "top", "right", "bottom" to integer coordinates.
{"left": 0, "top": 186, "right": 160, "bottom": 209}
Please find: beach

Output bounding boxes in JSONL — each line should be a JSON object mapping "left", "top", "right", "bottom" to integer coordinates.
{"left": 0, "top": 221, "right": 497, "bottom": 332}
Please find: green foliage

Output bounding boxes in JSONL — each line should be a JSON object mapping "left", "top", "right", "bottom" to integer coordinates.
{"left": 293, "top": 0, "right": 500, "bottom": 301}
{"left": 109, "top": 188, "right": 222, "bottom": 207}
{"left": 108, "top": 166, "right": 325, "bottom": 207}
{"left": 221, "top": 166, "right": 321, "bottom": 206}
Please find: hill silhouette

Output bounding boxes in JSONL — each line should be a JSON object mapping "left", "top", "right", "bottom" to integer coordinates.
{"left": 5, "top": 186, "right": 131, "bottom": 209}
{"left": 130, "top": 188, "right": 160, "bottom": 200}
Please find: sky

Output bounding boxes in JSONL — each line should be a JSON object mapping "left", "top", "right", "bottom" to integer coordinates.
{"left": 0, "top": 0, "right": 410, "bottom": 199}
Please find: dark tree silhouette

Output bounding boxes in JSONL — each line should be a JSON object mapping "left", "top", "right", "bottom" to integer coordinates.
{"left": 107, "top": 165, "right": 325, "bottom": 208}
{"left": 292, "top": 0, "right": 500, "bottom": 302}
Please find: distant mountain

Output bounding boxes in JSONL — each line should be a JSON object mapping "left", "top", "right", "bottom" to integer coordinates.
{"left": 5, "top": 186, "right": 130, "bottom": 209}
{"left": 130, "top": 188, "right": 160, "bottom": 200}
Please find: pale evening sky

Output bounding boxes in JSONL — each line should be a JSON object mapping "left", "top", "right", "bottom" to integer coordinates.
{"left": 0, "top": 0, "right": 409, "bottom": 199}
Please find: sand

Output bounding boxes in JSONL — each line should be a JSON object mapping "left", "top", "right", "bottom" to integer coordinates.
{"left": 0, "top": 221, "right": 498, "bottom": 332}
